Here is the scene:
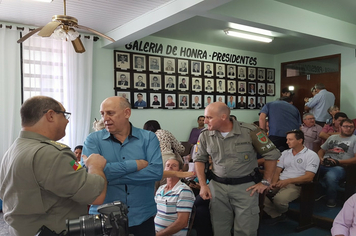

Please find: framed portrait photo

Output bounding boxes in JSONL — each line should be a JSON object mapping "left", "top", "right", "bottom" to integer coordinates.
{"left": 247, "top": 96, "right": 256, "bottom": 109}
{"left": 237, "top": 96, "right": 246, "bottom": 109}
{"left": 257, "top": 96, "right": 266, "bottom": 109}
{"left": 257, "top": 68, "right": 266, "bottom": 81}
{"left": 165, "top": 75, "right": 176, "bottom": 91}
{"left": 257, "top": 83, "right": 266, "bottom": 95}
{"left": 248, "top": 82, "right": 256, "bottom": 95}
{"left": 133, "top": 92, "right": 148, "bottom": 109}
{"left": 267, "top": 83, "right": 275, "bottom": 96}
{"left": 216, "top": 95, "right": 225, "bottom": 103}
{"left": 115, "top": 90, "right": 131, "bottom": 104}
{"left": 237, "top": 66, "right": 246, "bottom": 80}
{"left": 133, "top": 73, "right": 147, "bottom": 90}
{"left": 267, "top": 69, "right": 275, "bottom": 82}
{"left": 216, "top": 64, "right": 225, "bottom": 77}
{"left": 165, "top": 93, "right": 177, "bottom": 109}
{"left": 192, "top": 77, "right": 202, "bottom": 92}
{"left": 227, "top": 65, "right": 236, "bottom": 79}
{"left": 115, "top": 71, "right": 130, "bottom": 89}
{"left": 150, "top": 93, "right": 162, "bottom": 108}
{"left": 204, "top": 62, "right": 214, "bottom": 77}
{"left": 204, "top": 95, "right": 214, "bottom": 107}
{"left": 178, "top": 94, "right": 189, "bottom": 109}
{"left": 178, "top": 59, "right": 189, "bottom": 75}
{"left": 149, "top": 56, "right": 161, "bottom": 72}
{"left": 191, "top": 94, "right": 202, "bottom": 109}
{"left": 216, "top": 79, "right": 226, "bottom": 93}
{"left": 204, "top": 78, "right": 214, "bottom": 93}
{"left": 149, "top": 74, "right": 162, "bottom": 90}
{"left": 238, "top": 81, "right": 247, "bottom": 94}
{"left": 133, "top": 54, "right": 146, "bottom": 71}
{"left": 248, "top": 67, "right": 256, "bottom": 81}
{"left": 115, "top": 51, "right": 130, "bottom": 70}
{"left": 227, "top": 95, "right": 236, "bottom": 109}
{"left": 178, "top": 76, "right": 189, "bottom": 91}
{"left": 163, "top": 58, "right": 176, "bottom": 74}
{"left": 227, "top": 80, "right": 236, "bottom": 94}
{"left": 191, "top": 61, "right": 201, "bottom": 76}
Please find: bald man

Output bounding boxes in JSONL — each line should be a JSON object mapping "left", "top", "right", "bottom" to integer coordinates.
{"left": 83, "top": 96, "right": 163, "bottom": 236}
{"left": 0, "top": 96, "right": 107, "bottom": 236}
{"left": 193, "top": 102, "right": 280, "bottom": 236}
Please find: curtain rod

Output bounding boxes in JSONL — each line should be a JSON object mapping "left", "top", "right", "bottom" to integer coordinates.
{"left": 0, "top": 24, "right": 100, "bottom": 41}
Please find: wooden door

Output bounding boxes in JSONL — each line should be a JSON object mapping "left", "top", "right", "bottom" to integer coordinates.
{"left": 281, "top": 55, "right": 340, "bottom": 116}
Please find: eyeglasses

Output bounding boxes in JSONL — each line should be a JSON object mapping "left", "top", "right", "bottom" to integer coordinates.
{"left": 342, "top": 125, "right": 354, "bottom": 129}
{"left": 43, "top": 110, "right": 71, "bottom": 119}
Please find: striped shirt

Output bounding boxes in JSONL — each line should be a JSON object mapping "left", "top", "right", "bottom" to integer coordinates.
{"left": 154, "top": 181, "right": 195, "bottom": 236}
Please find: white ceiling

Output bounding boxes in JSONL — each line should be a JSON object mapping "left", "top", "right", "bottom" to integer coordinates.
{"left": 0, "top": 0, "right": 356, "bottom": 55}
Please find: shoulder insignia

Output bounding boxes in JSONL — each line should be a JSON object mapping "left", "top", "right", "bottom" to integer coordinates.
{"left": 256, "top": 131, "right": 268, "bottom": 144}
{"left": 70, "top": 159, "right": 82, "bottom": 171}
{"left": 42, "top": 140, "right": 70, "bottom": 150}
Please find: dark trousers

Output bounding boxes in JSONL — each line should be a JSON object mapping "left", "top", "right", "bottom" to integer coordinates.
{"left": 193, "top": 195, "right": 213, "bottom": 236}
{"left": 316, "top": 121, "right": 326, "bottom": 127}
{"left": 268, "top": 135, "right": 288, "bottom": 152}
{"left": 128, "top": 216, "right": 155, "bottom": 236}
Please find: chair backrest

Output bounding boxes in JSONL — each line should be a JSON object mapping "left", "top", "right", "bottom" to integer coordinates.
{"left": 187, "top": 205, "right": 196, "bottom": 236}
{"left": 181, "top": 141, "right": 193, "bottom": 157}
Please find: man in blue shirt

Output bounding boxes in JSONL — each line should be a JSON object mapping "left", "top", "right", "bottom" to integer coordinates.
{"left": 305, "top": 83, "right": 335, "bottom": 126}
{"left": 259, "top": 96, "right": 301, "bottom": 152}
{"left": 134, "top": 93, "right": 147, "bottom": 108}
{"left": 83, "top": 96, "right": 163, "bottom": 236}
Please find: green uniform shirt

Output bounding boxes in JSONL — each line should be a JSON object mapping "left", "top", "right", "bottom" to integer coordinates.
{"left": 194, "top": 120, "right": 280, "bottom": 178}
{"left": 0, "top": 131, "right": 105, "bottom": 236}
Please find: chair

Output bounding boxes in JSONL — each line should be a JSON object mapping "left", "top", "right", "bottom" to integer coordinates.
{"left": 187, "top": 205, "right": 196, "bottom": 236}
{"left": 181, "top": 141, "right": 193, "bottom": 157}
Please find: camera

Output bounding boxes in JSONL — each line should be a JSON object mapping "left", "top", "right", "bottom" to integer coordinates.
{"left": 36, "top": 201, "right": 129, "bottom": 236}
{"left": 323, "top": 158, "right": 339, "bottom": 167}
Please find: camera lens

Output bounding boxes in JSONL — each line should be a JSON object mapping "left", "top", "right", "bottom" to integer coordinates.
{"left": 67, "top": 214, "right": 104, "bottom": 236}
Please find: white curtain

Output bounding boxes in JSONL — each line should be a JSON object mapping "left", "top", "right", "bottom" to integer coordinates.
{"left": 23, "top": 29, "right": 94, "bottom": 149}
{"left": 0, "top": 27, "right": 21, "bottom": 158}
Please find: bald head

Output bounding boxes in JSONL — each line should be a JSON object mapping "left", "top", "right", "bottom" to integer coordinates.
{"left": 205, "top": 102, "right": 232, "bottom": 132}
{"left": 101, "top": 96, "right": 131, "bottom": 111}
{"left": 207, "top": 102, "right": 230, "bottom": 117}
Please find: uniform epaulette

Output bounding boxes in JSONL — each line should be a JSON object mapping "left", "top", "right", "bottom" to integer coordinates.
{"left": 42, "top": 140, "right": 70, "bottom": 150}
{"left": 239, "top": 122, "right": 257, "bottom": 131}
{"left": 200, "top": 127, "right": 209, "bottom": 133}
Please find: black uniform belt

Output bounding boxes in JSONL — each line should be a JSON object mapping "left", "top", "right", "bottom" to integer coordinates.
{"left": 211, "top": 172, "right": 254, "bottom": 185}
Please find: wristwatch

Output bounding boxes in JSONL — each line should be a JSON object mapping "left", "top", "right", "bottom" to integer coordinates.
{"left": 261, "top": 179, "right": 270, "bottom": 187}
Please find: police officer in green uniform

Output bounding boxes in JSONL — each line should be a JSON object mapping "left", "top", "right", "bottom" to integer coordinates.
{"left": 0, "top": 96, "right": 108, "bottom": 236}
{"left": 194, "top": 102, "right": 280, "bottom": 236}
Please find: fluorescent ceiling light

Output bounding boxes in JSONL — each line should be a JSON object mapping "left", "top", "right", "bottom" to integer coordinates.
{"left": 224, "top": 29, "right": 274, "bottom": 43}
{"left": 229, "top": 23, "right": 273, "bottom": 36}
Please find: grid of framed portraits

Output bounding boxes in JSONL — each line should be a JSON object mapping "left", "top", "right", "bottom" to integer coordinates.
{"left": 114, "top": 51, "right": 275, "bottom": 109}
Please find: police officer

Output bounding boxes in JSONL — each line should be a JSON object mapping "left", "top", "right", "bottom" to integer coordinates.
{"left": 0, "top": 96, "right": 108, "bottom": 236}
{"left": 194, "top": 102, "right": 280, "bottom": 236}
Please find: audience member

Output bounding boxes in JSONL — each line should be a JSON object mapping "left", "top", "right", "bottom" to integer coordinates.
{"left": 300, "top": 113, "right": 322, "bottom": 152}
{"left": 83, "top": 96, "right": 163, "bottom": 236}
{"left": 93, "top": 118, "right": 105, "bottom": 131}
{"left": 154, "top": 158, "right": 195, "bottom": 236}
{"left": 326, "top": 105, "right": 340, "bottom": 125}
{"left": 74, "top": 145, "right": 83, "bottom": 162}
{"left": 263, "top": 130, "right": 319, "bottom": 225}
{"left": 0, "top": 96, "right": 107, "bottom": 236}
{"left": 194, "top": 102, "right": 280, "bottom": 236}
{"left": 281, "top": 87, "right": 292, "bottom": 97}
{"left": 331, "top": 193, "right": 356, "bottom": 235}
{"left": 319, "top": 112, "right": 348, "bottom": 144}
{"left": 305, "top": 83, "right": 335, "bottom": 126}
{"left": 188, "top": 116, "right": 205, "bottom": 145}
{"left": 317, "top": 119, "right": 356, "bottom": 207}
{"left": 259, "top": 96, "right": 301, "bottom": 152}
{"left": 304, "top": 86, "right": 317, "bottom": 104}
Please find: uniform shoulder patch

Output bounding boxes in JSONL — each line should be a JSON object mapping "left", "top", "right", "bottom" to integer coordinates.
{"left": 42, "top": 140, "right": 70, "bottom": 151}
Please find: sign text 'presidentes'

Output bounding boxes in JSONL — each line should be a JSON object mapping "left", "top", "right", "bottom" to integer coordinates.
{"left": 125, "top": 40, "right": 258, "bottom": 66}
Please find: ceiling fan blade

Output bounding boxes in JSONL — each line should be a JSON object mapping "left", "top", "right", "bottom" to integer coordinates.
{"left": 38, "top": 21, "right": 61, "bottom": 37}
{"left": 72, "top": 37, "right": 86, "bottom": 53}
{"left": 17, "top": 27, "right": 44, "bottom": 43}
{"left": 76, "top": 25, "right": 115, "bottom": 42}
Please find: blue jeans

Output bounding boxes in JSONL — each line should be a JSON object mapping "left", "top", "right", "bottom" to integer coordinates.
{"left": 319, "top": 165, "right": 346, "bottom": 201}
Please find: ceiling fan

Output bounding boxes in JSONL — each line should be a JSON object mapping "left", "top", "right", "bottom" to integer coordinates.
{"left": 17, "top": 0, "right": 115, "bottom": 53}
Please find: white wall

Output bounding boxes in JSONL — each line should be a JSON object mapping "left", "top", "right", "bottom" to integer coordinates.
{"left": 90, "top": 36, "right": 277, "bottom": 141}
{"left": 274, "top": 44, "right": 356, "bottom": 119}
